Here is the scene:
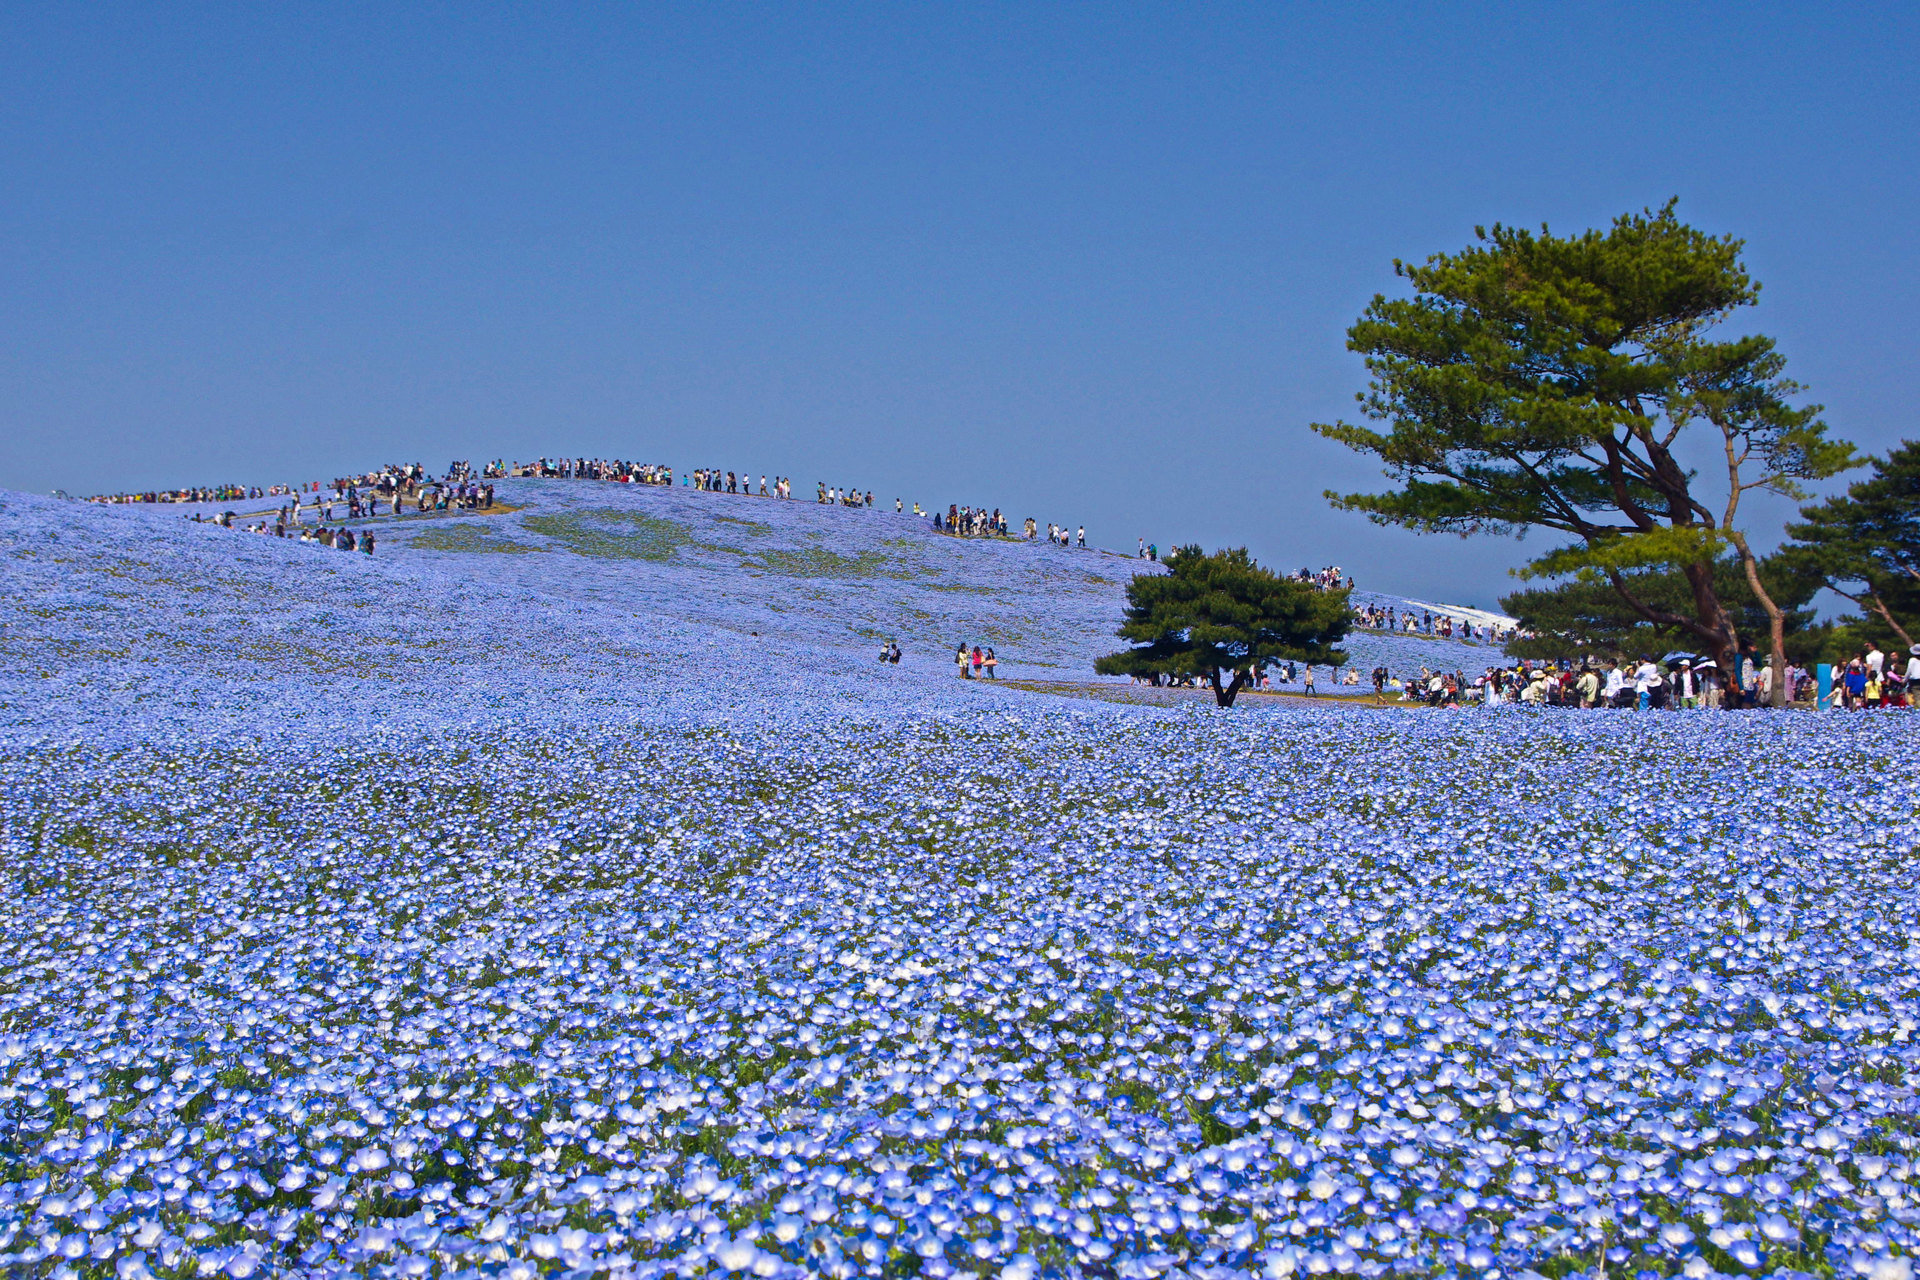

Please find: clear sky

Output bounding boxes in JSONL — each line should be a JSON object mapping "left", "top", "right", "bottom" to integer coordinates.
{"left": 3, "top": 5, "right": 1914, "bottom": 607}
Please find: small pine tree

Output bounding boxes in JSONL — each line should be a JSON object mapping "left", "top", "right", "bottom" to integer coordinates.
{"left": 1094, "top": 546, "right": 1350, "bottom": 707}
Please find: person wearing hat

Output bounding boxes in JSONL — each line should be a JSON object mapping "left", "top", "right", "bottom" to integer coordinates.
{"left": 1633, "top": 655, "right": 1661, "bottom": 711}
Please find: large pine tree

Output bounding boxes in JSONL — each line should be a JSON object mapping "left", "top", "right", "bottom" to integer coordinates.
{"left": 1314, "top": 202, "right": 1856, "bottom": 704}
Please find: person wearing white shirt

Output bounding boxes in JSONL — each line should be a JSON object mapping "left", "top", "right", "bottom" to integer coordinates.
{"left": 1906, "top": 644, "right": 1920, "bottom": 685}
{"left": 1866, "top": 644, "right": 1885, "bottom": 679}
{"left": 1603, "top": 659, "right": 1626, "bottom": 707}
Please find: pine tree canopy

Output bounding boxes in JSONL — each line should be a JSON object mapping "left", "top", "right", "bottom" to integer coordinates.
{"left": 1782, "top": 440, "right": 1920, "bottom": 648}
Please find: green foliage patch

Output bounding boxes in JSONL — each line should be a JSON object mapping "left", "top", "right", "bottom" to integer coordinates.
{"left": 408, "top": 523, "right": 541, "bottom": 555}
{"left": 750, "top": 547, "right": 899, "bottom": 579}
{"left": 522, "top": 510, "right": 692, "bottom": 562}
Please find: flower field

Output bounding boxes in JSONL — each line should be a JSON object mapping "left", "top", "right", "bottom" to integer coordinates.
{"left": 1, "top": 487, "right": 1916, "bottom": 1279}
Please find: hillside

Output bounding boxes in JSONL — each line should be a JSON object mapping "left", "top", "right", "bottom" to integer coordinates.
{"left": 383, "top": 478, "right": 1149, "bottom": 679}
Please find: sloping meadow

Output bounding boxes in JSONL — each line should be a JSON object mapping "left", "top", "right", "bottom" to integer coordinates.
{"left": 3, "top": 704, "right": 1917, "bottom": 1280}
{"left": 384, "top": 480, "right": 1141, "bottom": 678}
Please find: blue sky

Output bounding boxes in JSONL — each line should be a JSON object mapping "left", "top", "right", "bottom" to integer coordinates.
{"left": 3, "top": 4, "right": 1914, "bottom": 607}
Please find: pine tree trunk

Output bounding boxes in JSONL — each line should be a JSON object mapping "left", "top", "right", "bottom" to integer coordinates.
{"left": 1679, "top": 561, "right": 1743, "bottom": 708}
{"left": 1728, "top": 532, "right": 1789, "bottom": 708}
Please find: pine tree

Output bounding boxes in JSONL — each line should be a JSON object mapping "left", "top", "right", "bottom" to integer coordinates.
{"left": 1094, "top": 547, "right": 1350, "bottom": 707}
{"left": 1313, "top": 202, "right": 1856, "bottom": 704}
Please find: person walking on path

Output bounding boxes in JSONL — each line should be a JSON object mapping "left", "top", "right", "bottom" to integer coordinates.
{"left": 1303, "top": 665, "right": 1316, "bottom": 696}
{"left": 984, "top": 647, "right": 998, "bottom": 679}
{"left": 971, "top": 646, "right": 984, "bottom": 678}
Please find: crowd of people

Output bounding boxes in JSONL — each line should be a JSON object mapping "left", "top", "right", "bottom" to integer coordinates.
{"left": 508, "top": 457, "right": 666, "bottom": 483}
{"left": 1115, "top": 642, "right": 1920, "bottom": 713}
{"left": 310, "top": 464, "right": 497, "bottom": 517}
{"left": 86, "top": 482, "right": 297, "bottom": 505}
{"left": 171, "top": 461, "right": 506, "bottom": 555}
{"left": 501, "top": 458, "right": 826, "bottom": 502}
{"left": 190, "top": 508, "right": 376, "bottom": 555}
{"left": 1375, "top": 645, "right": 1920, "bottom": 710}
{"left": 1353, "top": 602, "right": 1517, "bottom": 645}
{"left": 926, "top": 505, "right": 1006, "bottom": 536}
{"left": 918, "top": 502, "right": 1092, "bottom": 549}
{"left": 1293, "top": 565, "right": 1352, "bottom": 591}
{"left": 1831, "top": 643, "right": 1920, "bottom": 709}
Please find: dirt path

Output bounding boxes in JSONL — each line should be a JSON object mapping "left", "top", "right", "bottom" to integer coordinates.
{"left": 989, "top": 678, "right": 1412, "bottom": 710}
